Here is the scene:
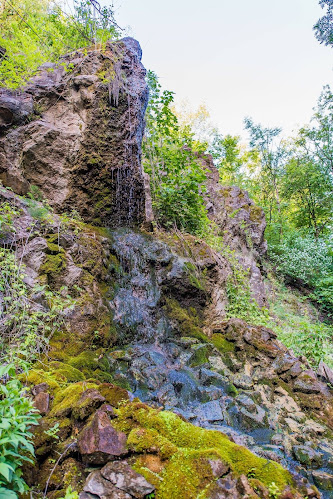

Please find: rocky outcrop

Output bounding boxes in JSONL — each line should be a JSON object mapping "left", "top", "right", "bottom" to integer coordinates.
{"left": 0, "top": 37, "right": 149, "bottom": 226}
{"left": 200, "top": 153, "right": 267, "bottom": 306}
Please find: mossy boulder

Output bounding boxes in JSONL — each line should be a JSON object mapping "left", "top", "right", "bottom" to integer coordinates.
{"left": 113, "top": 402, "right": 295, "bottom": 498}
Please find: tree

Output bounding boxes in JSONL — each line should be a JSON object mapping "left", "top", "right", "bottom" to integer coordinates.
{"left": 244, "top": 118, "right": 289, "bottom": 240}
{"left": 298, "top": 85, "right": 333, "bottom": 175}
{"left": 282, "top": 156, "right": 333, "bottom": 237}
{"left": 314, "top": 0, "right": 333, "bottom": 47}
{"left": 0, "top": 0, "right": 119, "bottom": 88}
{"left": 143, "top": 71, "right": 209, "bottom": 235}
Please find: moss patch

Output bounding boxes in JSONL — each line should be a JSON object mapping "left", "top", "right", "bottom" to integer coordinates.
{"left": 211, "top": 333, "right": 235, "bottom": 353}
{"left": 113, "top": 402, "right": 293, "bottom": 498}
{"left": 164, "top": 298, "right": 207, "bottom": 342}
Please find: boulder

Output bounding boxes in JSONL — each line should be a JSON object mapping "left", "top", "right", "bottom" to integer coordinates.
{"left": 83, "top": 470, "right": 131, "bottom": 499}
{"left": 78, "top": 410, "right": 128, "bottom": 465}
{"left": 101, "top": 461, "right": 155, "bottom": 498}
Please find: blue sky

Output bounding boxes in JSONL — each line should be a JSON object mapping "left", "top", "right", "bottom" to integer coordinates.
{"left": 108, "top": 0, "right": 332, "bottom": 138}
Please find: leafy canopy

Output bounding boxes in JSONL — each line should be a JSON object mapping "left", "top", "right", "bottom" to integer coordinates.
{"left": 0, "top": 0, "right": 119, "bottom": 88}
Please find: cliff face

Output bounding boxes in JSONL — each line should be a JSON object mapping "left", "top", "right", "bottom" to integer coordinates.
{"left": 1, "top": 39, "right": 333, "bottom": 499}
{"left": 0, "top": 37, "right": 149, "bottom": 227}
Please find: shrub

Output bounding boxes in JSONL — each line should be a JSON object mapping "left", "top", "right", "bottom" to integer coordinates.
{"left": 0, "top": 363, "right": 39, "bottom": 498}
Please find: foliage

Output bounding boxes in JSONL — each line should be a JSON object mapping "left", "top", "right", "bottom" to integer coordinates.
{"left": 60, "top": 486, "right": 79, "bottom": 499}
{"left": 266, "top": 272, "right": 333, "bottom": 368}
{"left": 314, "top": 0, "right": 333, "bottom": 46}
{"left": 143, "top": 71, "right": 210, "bottom": 235}
{"left": 0, "top": 200, "right": 74, "bottom": 361}
{"left": 223, "top": 246, "right": 268, "bottom": 324}
{"left": 0, "top": 363, "right": 39, "bottom": 498}
{"left": 0, "top": 0, "right": 119, "bottom": 88}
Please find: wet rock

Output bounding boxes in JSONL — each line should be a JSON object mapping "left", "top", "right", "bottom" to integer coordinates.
{"left": 78, "top": 410, "right": 128, "bottom": 465}
{"left": 0, "top": 90, "right": 33, "bottom": 129}
{"left": 292, "top": 445, "right": 323, "bottom": 468}
{"left": 195, "top": 400, "right": 223, "bottom": 422}
{"left": 312, "top": 470, "right": 333, "bottom": 490}
{"left": 83, "top": 470, "right": 131, "bottom": 498}
{"left": 101, "top": 461, "right": 155, "bottom": 498}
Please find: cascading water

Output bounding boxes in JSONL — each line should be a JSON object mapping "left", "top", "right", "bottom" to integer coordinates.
{"left": 106, "top": 228, "right": 333, "bottom": 498}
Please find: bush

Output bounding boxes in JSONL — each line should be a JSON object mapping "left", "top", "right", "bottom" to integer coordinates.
{"left": 0, "top": 364, "right": 39, "bottom": 498}
{"left": 269, "top": 232, "right": 333, "bottom": 314}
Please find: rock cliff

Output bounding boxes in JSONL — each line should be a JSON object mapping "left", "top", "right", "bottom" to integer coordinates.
{"left": 0, "top": 37, "right": 149, "bottom": 227}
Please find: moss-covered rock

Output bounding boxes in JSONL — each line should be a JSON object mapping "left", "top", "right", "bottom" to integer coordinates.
{"left": 113, "top": 401, "right": 295, "bottom": 498}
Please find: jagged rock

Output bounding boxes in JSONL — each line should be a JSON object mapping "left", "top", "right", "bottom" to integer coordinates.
{"left": 293, "top": 445, "right": 323, "bottom": 468}
{"left": 83, "top": 470, "right": 131, "bottom": 498}
{"left": 72, "top": 389, "right": 106, "bottom": 420}
{"left": 195, "top": 400, "right": 223, "bottom": 422}
{"left": 0, "top": 90, "right": 33, "bottom": 129}
{"left": 0, "top": 38, "right": 149, "bottom": 226}
{"left": 293, "top": 370, "right": 326, "bottom": 394}
{"left": 199, "top": 153, "right": 267, "bottom": 307}
{"left": 312, "top": 470, "right": 333, "bottom": 490}
{"left": 208, "top": 459, "right": 230, "bottom": 478}
{"left": 318, "top": 360, "right": 333, "bottom": 385}
{"left": 78, "top": 410, "right": 128, "bottom": 465}
{"left": 101, "top": 461, "right": 155, "bottom": 498}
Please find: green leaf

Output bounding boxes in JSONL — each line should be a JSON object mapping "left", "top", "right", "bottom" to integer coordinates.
{"left": 0, "top": 463, "right": 14, "bottom": 481}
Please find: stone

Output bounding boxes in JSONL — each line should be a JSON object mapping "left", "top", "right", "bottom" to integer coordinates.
{"left": 208, "top": 459, "right": 230, "bottom": 478}
{"left": 292, "top": 445, "right": 323, "bottom": 468}
{"left": 33, "top": 392, "right": 49, "bottom": 415}
{"left": 0, "top": 90, "right": 33, "bottom": 129}
{"left": 79, "top": 493, "right": 99, "bottom": 499}
{"left": 83, "top": 470, "right": 131, "bottom": 499}
{"left": 232, "top": 373, "right": 253, "bottom": 390}
{"left": 78, "top": 410, "right": 128, "bottom": 465}
{"left": 72, "top": 389, "right": 106, "bottom": 420}
{"left": 195, "top": 400, "right": 223, "bottom": 422}
{"left": 312, "top": 470, "right": 333, "bottom": 490}
{"left": 0, "top": 38, "right": 149, "bottom": 226}
{"left": 206, "top": 475, "right": 241, "bottom": 499}
{"left": 318, "top": 360, "right": 333, "bottom": 385}
{"left": 31, "top": 382, "right": 49, "bottom": 396}
{"left": 73, "top": 75, "right": 98, "bottom": 87}
{"left": 101, "top": 461, "right": 155, "bottom": 498}
{"left": 293, "top": 371, "right": 323, "bottom": 394}
{"left": 237, "top": 475, "right": 258, "bottom": 496}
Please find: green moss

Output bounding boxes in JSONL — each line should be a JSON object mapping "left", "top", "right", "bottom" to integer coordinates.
{"left": 165, "top": 298, "right": 208, "bottom": 342}
{"left": 189, "top": 345, "right": 210, "bottom": 367}
{"left": 114, "top": 402, "right": 293, "bottom": 498}
{"left": 249, "top": 205, "right": 263, "bottom": 223}
{"left": 226, "top": 383, "right": 239, "bottom": 397}
{"left": 68, "top": 351, "right": 100, "bottom": 371}
{"left": 23, "top": 369, "right": 60, "bottom": 391}
{"left": 40, "top": 253, "right": 66, "bottom": 275}
{"left": 127, "top": 427, "right": 177, "bottom": 459}
{"left": 98, "top": 383, "right": 129, "bottom": 407}
{"left": 48, "top": 361, "right": 85, "bottom": 383}
{"left": 50, "top": 381, "right": 98, "bottom": 417}
{"left": 211, "top": 333, "right": 235, "bottom": 353}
